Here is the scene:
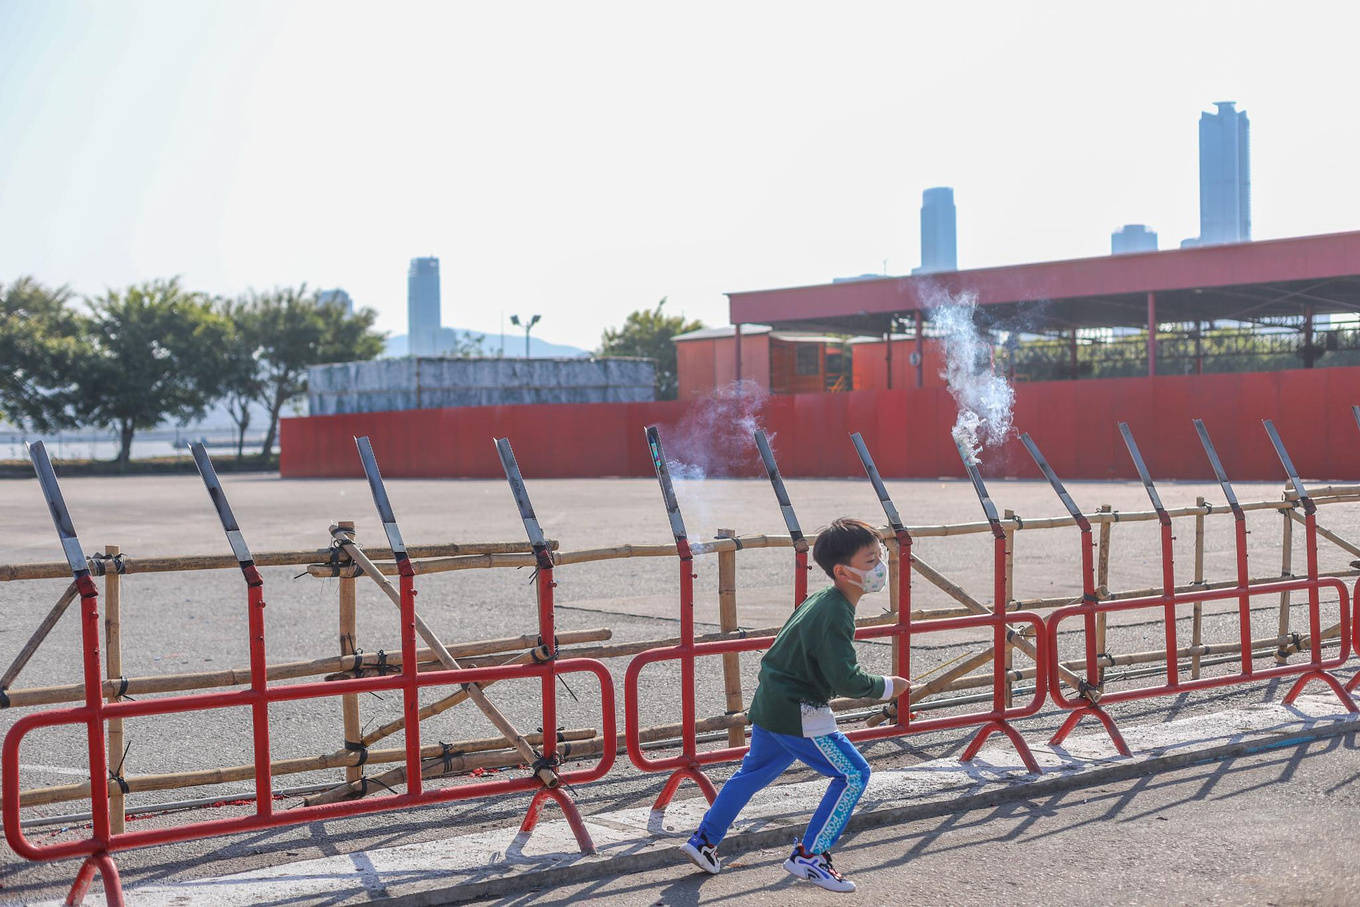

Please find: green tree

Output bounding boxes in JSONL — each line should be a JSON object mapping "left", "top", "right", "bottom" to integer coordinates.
{"left": 599, "top": 298, "right": 703, "bottom": 400}
{"left": 0, "top": 277, "right": 87, "bottom": 431}
{"left": 75, "top": 279, "right": 232, "bottom": 467}
{"left": 215, "top": 297, "right": 268, "bottom": 459}
{"left": 251, "top": 286, "right": 385, "bottom": 456}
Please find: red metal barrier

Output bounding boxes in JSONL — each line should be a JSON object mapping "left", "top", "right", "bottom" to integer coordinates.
{"left": 1044, "top": 421, "right": 1356, "bottom": 752}
{"left": 623, "top": 431, "right": 1049, "bottom": 818}
{"left": 2, "top": 574, "right": 615, "bottom": 904}
{"left": 3, "top": 443, "right": 616, "bottom": 906}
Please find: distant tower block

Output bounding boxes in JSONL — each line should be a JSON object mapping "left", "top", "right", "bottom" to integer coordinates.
{"left": 407, "top": 257, "right": 441, "bottom": 357}
{"left": 1185, "top": 101, "right": 1250, "bottom": 247}
{"left": 914, "top": 187, "right": 957, "bottom": 274}
{"left": 318, "top": 288, "right": 354, "bottom": 314}
{"left": 1111, "top": 224, "right": 1159, "bottom": 255}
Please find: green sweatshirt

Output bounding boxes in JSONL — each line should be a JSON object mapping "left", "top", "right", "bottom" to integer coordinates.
{"left": 747, "top": 585, "right": 888, "bottom": 737}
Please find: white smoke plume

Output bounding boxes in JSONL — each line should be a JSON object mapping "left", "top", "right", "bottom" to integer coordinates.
{"left": 926, "top": 288, "right": 1015, "bottom": 464}
{"left": 660, "top": 380, "right": 770, "bottom": 532}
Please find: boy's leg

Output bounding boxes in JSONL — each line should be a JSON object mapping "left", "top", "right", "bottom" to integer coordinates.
{"left": 693, "top": 725, "right": 796, "bottom": 846}
{"left": 781, "top": 730, "right": 872, "bottom": 853}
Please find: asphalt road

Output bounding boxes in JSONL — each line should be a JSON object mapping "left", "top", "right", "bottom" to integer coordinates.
{"left": 2, "top": 473, "right": 1358, "bottom": 903}
{"left": 500, "top": 731, "right": 1360, "bottom": 907}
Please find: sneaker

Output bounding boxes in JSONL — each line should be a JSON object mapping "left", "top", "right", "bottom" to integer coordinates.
{"left": 680, "top": 832, "right": 721, "bottom": 874}
{"left": 783, "top": 844, "right": 855, "bottom": 892}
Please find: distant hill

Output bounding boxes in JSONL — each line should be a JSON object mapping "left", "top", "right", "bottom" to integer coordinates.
{"left": 383, "top": 328, "right": 591, "bottom": 359}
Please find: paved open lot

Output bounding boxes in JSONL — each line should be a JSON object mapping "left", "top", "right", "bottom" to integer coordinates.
{"left": 2, "top": 470, "right": 1359, "bottom": 903}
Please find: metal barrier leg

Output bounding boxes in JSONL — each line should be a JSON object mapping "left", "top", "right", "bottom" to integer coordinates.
{"left": 64, "top": 851, "right": 123, "bottom": 907}
{"left": 960, "top": 719, "right": 1041, "bottom": 774}
{"left": 652, "top": 765, "right": 718, "bottom": 814}
{"left": 519, "top": 786, "right": 597, "bottom": 854}
{"left": 1049, "top": 705, "right": 1131, "bottom": 756}
{"left": 1283, "top": 670, "right": 1357, "bottom": 712}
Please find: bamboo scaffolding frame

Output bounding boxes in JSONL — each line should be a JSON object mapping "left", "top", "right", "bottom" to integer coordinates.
{"left": 1192, "top": 496, "right": 1206, "bottom": 678}
{"left": 8, "top": 485, "right": 1360, "bottom": 826}
{"left": 332, "top": 528, "right": 560, "bottom": 789}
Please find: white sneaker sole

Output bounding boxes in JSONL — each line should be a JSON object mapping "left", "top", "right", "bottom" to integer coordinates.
{"left": 783, "top": 858, "right": 856, "bottom": 892}
{"left": 681, "top": 842, "right": 721, "bottom": 875}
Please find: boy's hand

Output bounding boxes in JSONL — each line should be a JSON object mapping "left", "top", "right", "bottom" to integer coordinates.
{"left": 886, "top": 676, "right": 910, "bottom": 699}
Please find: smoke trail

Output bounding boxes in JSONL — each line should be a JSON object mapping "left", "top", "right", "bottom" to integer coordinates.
{"left": 926, "top": 288, "right": 1015, "bottom": 464}
{"left": 660, "top": 380, "right": 770, "bottom": 532}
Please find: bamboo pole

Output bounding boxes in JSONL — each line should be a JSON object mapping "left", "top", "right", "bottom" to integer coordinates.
{"left": 1287, "top": 509, "right": 1360, "bottom": 560}
{"left": 336, "top": 522, "right": 362, "bottom": 784}
{"left": 887, "top": 532, "right": 904, "bottom": 705}
{"left": 333, "top": 529, "right": 559, "bottom": 788}
{"left": 104, "top": 545, "right": 125, "bottom": 835}
{"left": 1192, "top": 496, "right": 1206, "bottom": 678}
{"left": 1010, "top": 567, "right": 1358, "bottom": 613}
{"left": 909, "top": 552, "right": 1090, "bottom": 697}
{"left": 715, "top": 530, "right": 745, "bottom": 748}
{"left": 1095, "top": 505, "right": 1112, "bottom": 688}
{"left": 0, "top": 628, "right": 611, "bottom": 710}
{"left": 0, "top": 541, "right": 547, "bottom": 583}
{"left": 0, "top": 582, "right": 79, "bottom": 694}
{"left": 18, "top": 727, "right": 597, "bottom": 808}
{"left": 1002, "top": 509, "right": 1016, "bottom": 707}
{"left": 1276, "top": 503, "right": 1295, "bottom": 665}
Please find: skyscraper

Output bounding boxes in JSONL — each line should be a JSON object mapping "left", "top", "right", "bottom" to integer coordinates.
{"left": 407, "top": 257, "right": 441, "bottom": 356}
{"left": 1189, "top": 101, "right": 1250, "bottom": 246}
{"left": 1111, "top": 224, "right": 1158, "bottom": 255}
{"left": 914, "top": 187, "right": 957, "bottom": 274}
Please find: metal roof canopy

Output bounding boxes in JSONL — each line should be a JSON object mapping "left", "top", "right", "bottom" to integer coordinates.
{"left": 726, "top": 231, "right": 1360, "bottom": 337}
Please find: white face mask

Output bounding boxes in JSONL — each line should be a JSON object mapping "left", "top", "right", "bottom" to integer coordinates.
{"left": 842, "top": 555, "right": 888, "bottom": 594}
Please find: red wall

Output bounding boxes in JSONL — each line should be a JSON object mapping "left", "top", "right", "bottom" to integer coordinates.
{"left": 281, "top": 366, "right": 1360, "bottom": 481}
{"left": 852, "top": 338, "right": 946, "bottom": 391}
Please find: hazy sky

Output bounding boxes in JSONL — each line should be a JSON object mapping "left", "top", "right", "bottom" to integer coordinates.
{"left": 2, "top": 1, "right": 1358, "bottom": 351}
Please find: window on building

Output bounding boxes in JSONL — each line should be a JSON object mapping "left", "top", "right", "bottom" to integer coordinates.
{"left": 795, "top": 345, "right": 820, "bottom": 376}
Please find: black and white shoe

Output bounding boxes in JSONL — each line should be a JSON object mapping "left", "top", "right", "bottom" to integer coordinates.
{"left": 783, "top": 844, "right": 855, "bottom": 892}
{"left": 680, "top": 832, "right": 721, "bottom": 874}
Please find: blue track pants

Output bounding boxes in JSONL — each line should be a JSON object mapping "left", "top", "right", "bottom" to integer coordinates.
{"left": 695, "top": 725, "right": 870, "bottom": 853}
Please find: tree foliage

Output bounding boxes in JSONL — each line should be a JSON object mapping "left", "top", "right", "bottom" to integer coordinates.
{"left": 599, "top": 298, "right": 703, "bottom": 400}
{"left": 75, "top": 279, "right": 232, "bottom": 466}
{"left": 0, "top": 277, "right": 87, "bottom": 431}
{"left": 250, "top": 286, "right": 385, "bottom": 455}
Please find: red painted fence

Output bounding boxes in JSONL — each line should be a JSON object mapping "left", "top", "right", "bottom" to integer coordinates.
{"left": 282, "top": 366, "right": 1360, "bottom": 480}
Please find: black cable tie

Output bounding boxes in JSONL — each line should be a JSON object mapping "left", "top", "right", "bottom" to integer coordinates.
{"left": 531, "top": 753, "right": 561, "bottom": 775}
{"left": 737, "top": 629, "right": 748, "bottom": 639}
{"left": 438, "top": 741, "right": 461, "bottom": 773}
{"left": 1013, "top": 515, "right": 1024, "bottom": 530}
{"left": 1112, "top": 511, "right": 1121, "bottom": 523}
{"left": 375, "top": 650, "right": 390, "bottom": 675}
{"left": 530, "top": 636, "right": 559, "bottom": 663}
{"left": 345, "top": 740, "right": 370, "bottom": 766}
{"left": 1095, "top": 651, "right": 1112, "bottom": 665}
{"left": 115, "top": 676, "right": 130, "bottom": 700}
{"left": 0, "top": 688, "right": 10, "bottom": 709}
{"left": 1203, "top": 502, "right": 1215, "bottom": 514}
{"left": 732, "top": 537, "right": 744, "bottom": 550}
{"left": 109, "top": 771, "right": 130, "bottom": 795}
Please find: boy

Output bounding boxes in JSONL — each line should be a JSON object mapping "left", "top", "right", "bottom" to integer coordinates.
{"left": 680, "top": 518, "right": 908, "bottom": 893}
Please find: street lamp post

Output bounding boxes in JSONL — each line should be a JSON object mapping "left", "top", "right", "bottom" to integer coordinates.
{"left": 509, "top": 314, "right": 541, "bottom": 359}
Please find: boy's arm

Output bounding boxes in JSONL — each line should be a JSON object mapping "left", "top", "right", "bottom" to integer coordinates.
{"left": 817, "top": 611, "right": 889, "bottom": 701}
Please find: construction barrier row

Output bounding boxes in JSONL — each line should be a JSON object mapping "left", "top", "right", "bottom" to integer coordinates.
{"left": 5, "top": 409, "right": 1360, "bottom": 904}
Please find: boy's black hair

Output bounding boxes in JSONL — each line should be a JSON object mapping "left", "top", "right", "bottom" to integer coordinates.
{"left": 812, "top": 518, "right": 881, "bottom": 578}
